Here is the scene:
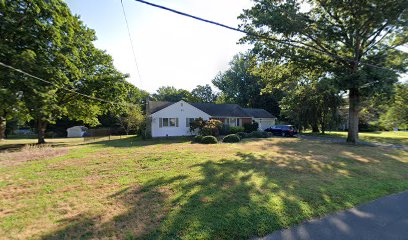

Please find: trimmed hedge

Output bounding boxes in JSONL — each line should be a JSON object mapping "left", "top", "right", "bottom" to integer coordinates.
{"left": 223, "top": 134, "right": 241, "bottom": 143}
{"left": 248, "top": 131, "right": 269, "bottom": 138}
{"left": 201, "top": 136, "right": 218, "bottom": 144}
{"left": 236, "top": 132, "right": 249, "bottom": 139}
{"left": 193, "top": 135, "right": 204, "bottom": 143}
{"left": 228, "top": 126, "right": 245, "bottom": 134}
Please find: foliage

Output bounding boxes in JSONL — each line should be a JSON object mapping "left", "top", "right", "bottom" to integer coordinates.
{"left": 236, "top": 132, "right": 249, "bottom": 139}
{"left": 212, "top": 53, "right": 282, "bottom": 117}
{"left": 201, "top": 119, "right": 223, "bottom": 137}
{"left": 228, "top": 126, "right": 245, "bottom": 134}
{"left": 247, "top": 131, "right": 269, "bottom": 138}
{"left": 243, "top": 121, "right": 259, "bottom": 133}
{"left": 200, "top": 135, "right": 218, "bottom": 144}
{"left": 189, "top": 117, "right": 206, "bottom": 133}
{"left": 379, "top": 83, "right": 408, "bottom": 130}
{"left": 190, "top": 118, "right": 223, "bottom": 137}
{"left": 0, "top": 0, "right": 134, "bottom": 143}
{"left": 280, "top": 78, "right": 344, "bottom": 133}
{"left": 222, "top": 134, "right": 241, "bottom": 143}
{"left": 239, "top": 0, "right": 408, "bottom": 143}
{"left": 191, "top": 84, "right": 218, "bottom": 103}
{"left": 116, "top": 105, "right": 145, "bottom": 135}
{"left": 193, "top": 135, "right": 204, "bottom": 143}
{"left": 152, "top": 86, "right": 192, "bottom": 102}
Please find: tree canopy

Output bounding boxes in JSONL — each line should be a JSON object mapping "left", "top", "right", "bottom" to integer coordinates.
{"left": 0, "top": 0, "right": 142, "bottom": 143}
{"left": 239, "top": 0, "right": 408, "bottom": 143}
{"left": 212, "top": 53, "right": 282, "bottom": 117}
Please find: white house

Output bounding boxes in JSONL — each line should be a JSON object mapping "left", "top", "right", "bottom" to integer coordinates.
{"left": 243, "top": 108, "right": 276, "bottom": 130}
{"left": 148, "top": 100, "right": 276, "bottom": 137}
{"left": 66, "top": 126, "right": 88, "bottom": 138}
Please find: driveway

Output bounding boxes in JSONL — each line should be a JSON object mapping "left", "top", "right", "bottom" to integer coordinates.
{"left": 258, "top": 190, "right": 408, "bottom": 240}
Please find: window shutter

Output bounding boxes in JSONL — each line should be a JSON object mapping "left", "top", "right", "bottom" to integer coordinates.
{"left": 159, "top": 118, "right": 163, "bottom": 128}
{"left": 186, "top": 118, "right": 189, "bottom": 127}
{"left": 176, "top": 118, "right": 179, "bottom": 127}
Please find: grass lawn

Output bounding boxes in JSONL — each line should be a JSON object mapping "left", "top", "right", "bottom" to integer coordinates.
{"left": 302, "top": 131, "right": 408, "bottom": 146}
{"left": 0, "top": 137, "right": 407, "bottom": 239}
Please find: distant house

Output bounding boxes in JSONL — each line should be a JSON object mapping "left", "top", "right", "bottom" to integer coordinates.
{"left": 147, "top": 100, "right": 276, "bottom": 137}
{"left": 67, "top": 126, "right": 88, "bottom": 138}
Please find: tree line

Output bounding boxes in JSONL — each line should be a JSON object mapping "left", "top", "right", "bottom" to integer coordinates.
{"left": 0, "top": 0, "right": 148, "bottom": 143}
{"left": 1, "top": 0, "right": 407, "bottom": 144}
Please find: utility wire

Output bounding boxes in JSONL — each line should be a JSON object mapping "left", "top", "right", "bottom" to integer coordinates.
{"left": 131, "top": 0, "right": 398, "bottom": 72}
{"left": 121, "top": 0, "right": 143, "bottom": 87}
{"left": 0, "top": 61, "right": 136, "bottom": 108}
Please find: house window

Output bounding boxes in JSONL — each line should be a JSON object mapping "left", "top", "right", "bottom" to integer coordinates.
{"left": 186, "top": 118, "right": 196, "bottom": 127}
{"left": 159, "top": 118, "right": 179, "bottom": 128}
{"left": 228, "top": 118, "right": 237, "bottom": 127}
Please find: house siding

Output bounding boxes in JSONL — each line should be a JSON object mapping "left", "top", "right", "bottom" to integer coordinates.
{"left": 150, "top": 101, "right": 211, "bottom": 137}
{"left": 253, "top": 118, "right": 276, "bottom": 130}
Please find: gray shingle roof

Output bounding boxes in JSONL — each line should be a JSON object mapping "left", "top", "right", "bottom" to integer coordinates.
{"left": 148, "top": 101, "right": 174, "bottom": 114}
{"left": 190, "top": 103, "right": 252, "bottom": 117}
{"left": 148, "top": 101, "right": 275, "bottom": 119}
{"left": 243, "top": 108, "right": 275, "bottom": 118}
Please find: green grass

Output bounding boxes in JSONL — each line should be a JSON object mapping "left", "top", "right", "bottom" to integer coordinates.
{"left": 302, "top": 131, "right": 408, "bottom": 146}
{"left": 0, "top": 136, "right": 407, "bottom": 239}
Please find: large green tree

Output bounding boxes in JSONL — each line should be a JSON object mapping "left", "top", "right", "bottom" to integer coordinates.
{"left": 152, "top": 86, "right": 193, "bottom": 102}
{"left": 0, "top": 0, "right": 132, "bottom": 143}
{"left": 379, "top": 83, "right": 408, "bottom": 129}
{"left": 212, "top": 53, "right": 282, "bottom": 117}
{"left": 240, "top": 0, "right": 407, "bottom": 143}
{"left": 191, "top": 84, "right": 218, "bottom": 103}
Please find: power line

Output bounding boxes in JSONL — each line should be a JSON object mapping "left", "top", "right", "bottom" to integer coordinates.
{"left": 120, "top": 0, "right": 143, "bottom": 87}
{"left": 131, "top": 0, "right": 397, "bottom": 72}
{"left": 0, "top": 61, "right": 136, "bottom": 108}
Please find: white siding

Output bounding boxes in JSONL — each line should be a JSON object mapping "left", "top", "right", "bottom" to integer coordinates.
{"left": 254, "top": 118, "right": 276, "bottom": 130}
{"left": 150, "top": 101, "right": 211, "bottom": 137}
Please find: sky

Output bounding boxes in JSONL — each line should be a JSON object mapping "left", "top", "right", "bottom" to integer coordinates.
{"left": 65, "top": 0, "right": 253, "bottom": 93}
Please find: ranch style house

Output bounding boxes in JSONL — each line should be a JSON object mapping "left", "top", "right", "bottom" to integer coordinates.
{"left": 147, "top": 100, "right": 276, "bottom": 137}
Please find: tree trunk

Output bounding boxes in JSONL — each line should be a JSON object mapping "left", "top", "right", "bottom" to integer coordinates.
{"left": 321, "top": 118, "right": 326, "bottom": 134}
{"left": 347, "top": 88, "right": 360, "bottom": 144}
{"left": 0, "top": 117, "right": 5, "bottom": 140}
{"left": 37, "top": 120, "right": 48, "bottom": 144}
{"left": 311, "top": 123, "right": 319, "bottom": 133}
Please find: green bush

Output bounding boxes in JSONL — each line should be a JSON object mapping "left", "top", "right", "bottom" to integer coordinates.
{"left": 223, "top": 134, "right": 241, "bottom": 143}
{"left": 244, "top": 121, "right": 259, "bottom": 133}
{"left": 236, "top": 132, "right": 249, "bottom": 139}
{"left": 193, "top": 135, "right": 203, "bottom": 143}
{"left": 248, "top": 131, "right": 269, "bottom": 138}
{"left": 201, "top": 136, "right": 218, "bottom": 144}
{"left": 228, "top": 126, "right": 245, "bottom": 134}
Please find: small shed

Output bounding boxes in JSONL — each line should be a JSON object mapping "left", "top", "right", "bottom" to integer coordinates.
{"left": 67, "top": 126, "right": 88, "bottom": 138}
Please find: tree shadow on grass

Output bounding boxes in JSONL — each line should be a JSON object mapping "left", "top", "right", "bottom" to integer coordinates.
{"left": 85, "top": 136, "right": 193, "bottom": 149}
{"left": 41, "top": 140, "right": 408, "bottom": 239}
{"left": 41, "top": 175, "right": 187, "bottom": 240}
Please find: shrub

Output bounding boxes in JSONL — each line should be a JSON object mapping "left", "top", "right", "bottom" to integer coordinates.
{"left": 201, "top": 136, "right": 218, "bottom": 144}
{"left": 223, "top": 134, "right": 241, "bottom": 143}
{"left": 244, "top": 121, "right": 259, "bottom": 133}
{"left": 236, "top": 132, "right": 249, "bottom": 139}
{"left": 228, "top": 126, "right": 245, "bottom": 134}
{"left": 193, "top": 135, "right": 203, "bottom": 143}
{"left": 248, "top": 131, "right": 269, "bottom": 138}
{"left": 201, "top": 119, "right": 222, "bottom": 136}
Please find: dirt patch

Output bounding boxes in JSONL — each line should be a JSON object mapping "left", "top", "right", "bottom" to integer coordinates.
{"left": 0, "top": 144, "right": 69, "bottom": 167}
